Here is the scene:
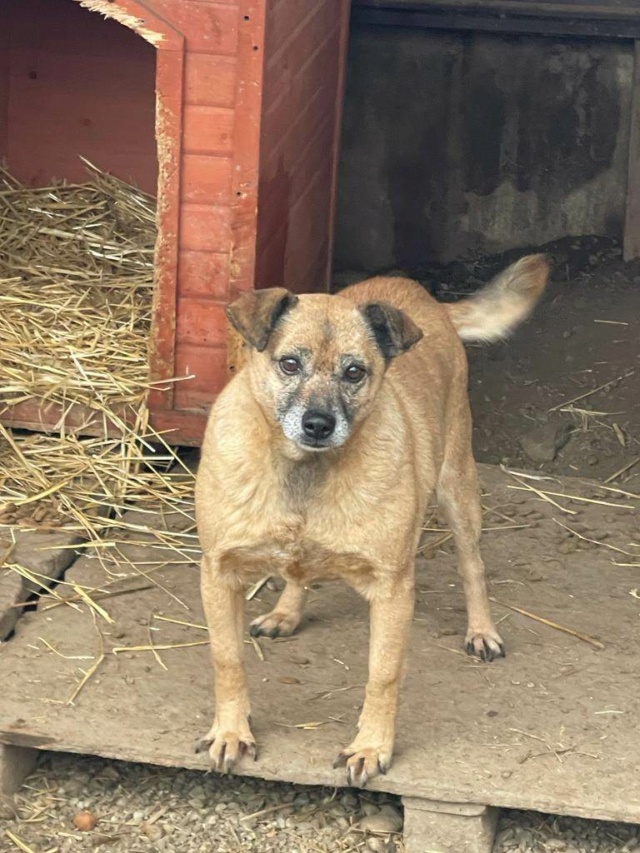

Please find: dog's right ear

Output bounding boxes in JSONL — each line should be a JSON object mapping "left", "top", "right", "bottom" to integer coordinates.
{"left": 226, "top": 288, "right": 299, "bottom": 352}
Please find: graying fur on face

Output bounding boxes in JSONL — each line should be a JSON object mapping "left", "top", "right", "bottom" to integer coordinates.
{"left": 280, "top": 402, "right": 350, "bottom": 450}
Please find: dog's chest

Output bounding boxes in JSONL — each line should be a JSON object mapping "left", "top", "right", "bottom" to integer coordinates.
{"left": 220, "top": 522, "right": 374, "bottom": 583}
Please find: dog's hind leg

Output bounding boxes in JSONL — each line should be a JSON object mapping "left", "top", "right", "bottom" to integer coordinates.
{"left": 249, "top": 577, "right": 307, "bottom": 639}
{"left": 197, "top": 554, "right": 257, "bottom": 772}
{"left": 437, "top": 439, "right": 505, "bottom": 662}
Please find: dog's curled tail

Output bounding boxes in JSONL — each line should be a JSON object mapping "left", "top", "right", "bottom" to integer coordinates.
{"left": 444, "top": 254, "right": 550, "bottom": 343}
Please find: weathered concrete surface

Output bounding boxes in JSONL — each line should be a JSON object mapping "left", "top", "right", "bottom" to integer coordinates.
{"left": 0, "top": 529, "right": 82, "bottom": 640}
{"left": 335, "top": 28, "right": 633, "bottom": 269}
{"left": 402, "top": 797, "right": 499, "bottom": 853}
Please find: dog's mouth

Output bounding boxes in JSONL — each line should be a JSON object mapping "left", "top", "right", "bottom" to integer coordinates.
{"left": 296, "top": 437, "right": 335, "bottom": 452}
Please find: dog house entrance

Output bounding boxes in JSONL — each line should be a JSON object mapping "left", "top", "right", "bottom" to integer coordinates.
{"left": 0, "top": 0, "right": 175, "bottom": 440}
{"left": 1, "top": 0, "right": 157, "bottom": 194}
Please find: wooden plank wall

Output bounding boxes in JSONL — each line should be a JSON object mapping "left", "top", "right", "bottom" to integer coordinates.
{"left": 255, "top": 0, "right": 351, "bottom": 294}
{"left": 151, "top": 0, "right": 264, "bottom": 415}
{"left": 0, "top": 24, "right": 8, "bottom": 160}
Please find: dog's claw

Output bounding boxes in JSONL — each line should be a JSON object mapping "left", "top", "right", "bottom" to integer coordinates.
{"left": 194, "top": 736, "right": 213, "bottom": 755}
{"left": 333, "top": 752, "right": 347, "bottom": 770}
{"left": 465, "top": 633, "right": 505, "bottom": 663}
{"left": 334, "top": 746, "right": 391, "bottom": 788}
{"left": 197, "top": 721, "right": 257, "bottom": 775}
{"left": 249, "top": 610, "right": 301, "bottom": 639}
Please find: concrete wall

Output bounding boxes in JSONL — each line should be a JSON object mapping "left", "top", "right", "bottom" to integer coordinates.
{"left": 334, "top": 26, "right": 633, "bottom": 270}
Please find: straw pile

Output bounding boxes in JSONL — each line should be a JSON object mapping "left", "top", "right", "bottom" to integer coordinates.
{"left": 0, "top": 161, "right": 196, "bottom": 553}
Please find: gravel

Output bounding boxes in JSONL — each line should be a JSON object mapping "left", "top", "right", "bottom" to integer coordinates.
{"left": 4, "top": 753, "right": 640, "bottom": 852}
{"left": 4, "top": 753, "right": 404, "bottom": 852}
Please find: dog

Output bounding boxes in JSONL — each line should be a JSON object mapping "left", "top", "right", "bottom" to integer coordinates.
{"left": 195, "top": 254, "right": 549, "bottom": 786}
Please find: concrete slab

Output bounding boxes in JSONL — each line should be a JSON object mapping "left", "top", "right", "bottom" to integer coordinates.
{"left": 0, "top": 465, "right": 639, "bottom": 837}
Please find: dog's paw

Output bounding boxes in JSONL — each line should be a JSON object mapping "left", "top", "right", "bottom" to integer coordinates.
{"left": 195, "top": 722, "right": 257, "bottom": 774}
{"left": 333, "top": 744, "right": 392, "bottom": 787}
{"left": 250, "top": 610, "right": 300, "bottom": 639}
{"left": 465, "top": 628, "right": 505, "bottom": 662}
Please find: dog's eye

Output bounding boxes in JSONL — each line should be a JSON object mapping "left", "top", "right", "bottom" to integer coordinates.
{"left": 279, "top": 356, "right": 301, "bottom": 376}
{"left": 343, "top": 364, "right": 366, "bottom": 383}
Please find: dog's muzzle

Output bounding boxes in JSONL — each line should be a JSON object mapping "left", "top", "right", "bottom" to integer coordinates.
{"left": 280, "top": 403, "right": 348, "bottom": 451}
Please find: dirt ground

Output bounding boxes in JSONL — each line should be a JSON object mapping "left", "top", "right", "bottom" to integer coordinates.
{"left": 433, "top": 236, "right": 640, "bottom": 490}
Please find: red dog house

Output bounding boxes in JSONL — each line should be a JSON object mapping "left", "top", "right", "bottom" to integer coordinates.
{"left": 0, "top": 0, "right": 350, "bottom": 444}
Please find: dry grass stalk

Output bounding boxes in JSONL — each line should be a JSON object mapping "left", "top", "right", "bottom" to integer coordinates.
{"left": 604, "top": 456, "right": 640, "bottom": 484}
{"left": 505, "top": 471, "right": 576, "bottom": 515}
{"left": 553, "top": 519, "right": 636, "bottom": 557}
{"left": 4, "top": 830, "right": 38, "bottom": 853}
{"left": 490, "top": 597, "right": 605, "bottom": 650}
{"left": 549, "top": 371, "right": 634, "bottom": 412}
{"left": 507, "top": 485, "right": 634, "bottom": 510}
{"left": 0, "top": 161, "right": 198, "bottom": 619}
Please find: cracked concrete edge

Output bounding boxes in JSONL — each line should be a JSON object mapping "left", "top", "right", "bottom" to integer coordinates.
{"left": 0, "top": 528, "right": 83, "bottom": 641}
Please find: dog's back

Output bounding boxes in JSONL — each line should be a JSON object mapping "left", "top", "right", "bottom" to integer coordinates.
{"left": 341, "top": 254, "right": 549, "bottom": 345}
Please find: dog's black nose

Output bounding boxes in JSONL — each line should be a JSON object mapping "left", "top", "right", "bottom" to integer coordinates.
{"left": 302, "top": 410, "right": 336, "bottom": 442}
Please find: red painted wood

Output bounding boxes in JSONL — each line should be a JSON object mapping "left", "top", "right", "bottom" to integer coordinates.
{"left": 179, "top": 203, "right": 231, "bottom": 252}
{"left": 152, "top": 1, "right": 240, "bottom": 54}
{"left": 181, "top": 154, "right": 232, "bottom": 204}
{"left": 147, "top": 42, "right": 186, "bottom": 414}
{"left": 174, "top": 343, "right": 228, "bottom": 410}
{"left": 149, "top": 409, "right": 208, "bottom": 446}
{"left": 177, "top": 298, "right": 228, "bottom": 348}
{"left": 178, "top": 251, "right": 230, "bottom": 299}
{"left": 184, "top": 53, "right": 238, "bottom": 107}
{"left": 0, "top": 26, "right": 8, "bottom": 160}
{"left": 228, "top": 0, "right": 269, "bottom": 296}
{"left": 184, "top": 105, "right": 234, "bottom": 154}
{"left": 5, "top": 0, "right": 158, "bottom": 193}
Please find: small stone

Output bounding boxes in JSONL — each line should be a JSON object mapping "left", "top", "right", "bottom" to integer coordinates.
{"left": 73, "top": 810, "right": 98, "bottom": 831}
{"left": 293, "top": 792, "right": 310, "bottom": 806}
{"left": 359, "top": 807, "right": 403, "bottom": 835}
{"left": 366, "top": 838, "right": 386, "bottom": 852}
{"left": 520, "top": 421, "right": 572, "bottom": 463}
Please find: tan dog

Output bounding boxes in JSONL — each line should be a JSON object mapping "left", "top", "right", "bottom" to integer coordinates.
{"left": 195, "top": 255, "right": 549, "bottom": 786}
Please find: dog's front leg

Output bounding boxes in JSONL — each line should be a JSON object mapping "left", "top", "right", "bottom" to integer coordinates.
{"left": 197, "top": 554, "right": 256, "bottom": 772}
{"left": 335, "top": 573, "right": 414, "bottom": 787}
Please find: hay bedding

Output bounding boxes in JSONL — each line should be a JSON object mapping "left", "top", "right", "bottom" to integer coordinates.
{"left": 0, "top": 161, "right": 197, "bottom": 593}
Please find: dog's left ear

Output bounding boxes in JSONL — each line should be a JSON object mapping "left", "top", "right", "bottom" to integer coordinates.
{"left": 360, "top": 302, "right": 423, "bottom": 359}
{"left": 226, "top": 288, "right": 299, "bottom": 352}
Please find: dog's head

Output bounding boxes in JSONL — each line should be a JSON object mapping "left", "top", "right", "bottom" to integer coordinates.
{"left": 226, "top": 288, "right": 422, "bottom": 453}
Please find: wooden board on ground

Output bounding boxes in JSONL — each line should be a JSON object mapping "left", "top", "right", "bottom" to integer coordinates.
{"left": 0, "top": 465, "right": 639, "bottom": 823}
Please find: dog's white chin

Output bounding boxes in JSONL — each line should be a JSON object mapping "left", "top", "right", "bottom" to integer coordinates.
{"left": 280, "top": 433, "right": 344, "bottom": 458}
{"left": 297, "top": 442, "right": 334, "bottom": 453}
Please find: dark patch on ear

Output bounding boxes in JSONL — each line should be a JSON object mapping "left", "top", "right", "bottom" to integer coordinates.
{"left": 226, "top": 288, "right": 299, "bottom": 352}
{"left": 360, "top": 302, "right": 423, "bottom": 360}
